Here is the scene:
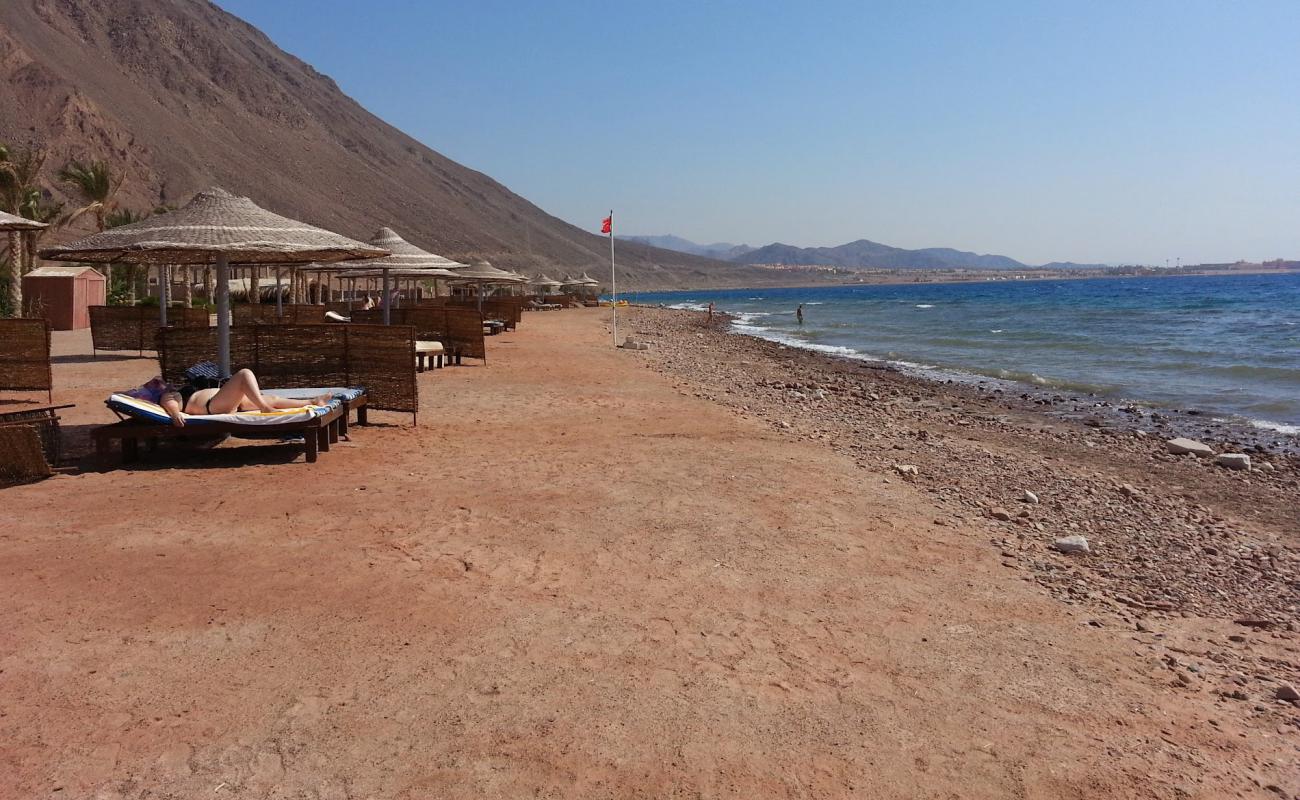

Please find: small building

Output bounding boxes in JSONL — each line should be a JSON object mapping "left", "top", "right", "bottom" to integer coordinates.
{"left": 22, "top": 265, "right": 107, "bottom": 330}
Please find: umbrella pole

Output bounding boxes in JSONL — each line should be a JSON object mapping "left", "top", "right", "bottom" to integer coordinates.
{"left": 276, "top": 267, "right": 283, "bottom": 317}
{"left": 216, "top": 253, "right": 231, "bottom": 377}
{"left": 159, "top": 264, "right": 169, "bottom": 327}
{"left": 382, "top": 268, "right": 391, "bottom": 325}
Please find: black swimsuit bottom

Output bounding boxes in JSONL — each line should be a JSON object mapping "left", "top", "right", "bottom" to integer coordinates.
{"left": 178, "top": 385, "right": 214, "bottom": 415}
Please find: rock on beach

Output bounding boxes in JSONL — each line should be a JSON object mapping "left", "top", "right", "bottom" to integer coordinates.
{"left": 1166, "top": 438, "right": 1215, "bottom": 457}
{"left": 1052, "top": 535, "right": 1091, "bottom": 554}
{"left": 1215, "top": 453, "right": 1251, "bottom": 470}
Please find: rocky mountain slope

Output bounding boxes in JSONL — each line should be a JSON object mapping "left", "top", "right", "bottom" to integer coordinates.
{"left": 0, "top": 0, "right": 780, "bottom": 290}
{"left": 733, "top": 238, "right": 1028, "bottom": 270}
{"left": 621, "top": 235, "right": 754, "bottom": 260}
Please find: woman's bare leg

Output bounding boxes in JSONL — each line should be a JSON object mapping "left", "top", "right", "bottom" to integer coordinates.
{"left": 236, "top": 394, "right": 325, "bottom": 411}
{"left": 204, "top": 369, "right": 278, "bottom": 414}
{"left": 203, "top": 370, "right": 334, "bottom": 413}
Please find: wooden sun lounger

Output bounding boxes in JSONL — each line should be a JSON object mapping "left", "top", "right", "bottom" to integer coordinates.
{"left": 93, "top": 394, "right": 367, "bottom": 465}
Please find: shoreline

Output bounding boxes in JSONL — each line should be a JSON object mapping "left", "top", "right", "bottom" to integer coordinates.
{"left": 627, "top": 291, "right": 1300, "bottom": 455}
{"left": 629, "top": 304, "right": 1299, "bottom": 612}
{"left": 628, "top": 305, "right": 1300, "bottom": 747}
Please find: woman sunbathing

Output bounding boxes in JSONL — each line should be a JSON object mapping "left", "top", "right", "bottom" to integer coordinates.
{"left": 130, "top": 370, "right": 332, "bottom": 427}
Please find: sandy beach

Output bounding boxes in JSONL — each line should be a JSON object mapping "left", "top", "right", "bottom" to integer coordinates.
{"left": 2, "top": 308, "right": 1297, "bottom": 798}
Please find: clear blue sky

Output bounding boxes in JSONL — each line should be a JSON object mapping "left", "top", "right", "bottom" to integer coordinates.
{"left": 215, "top": 0, "right": 1299, "bottom": 265}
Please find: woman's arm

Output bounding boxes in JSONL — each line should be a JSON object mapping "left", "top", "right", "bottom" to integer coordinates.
{"left": 159, "top": 392, "right": 186, "bottom": 427}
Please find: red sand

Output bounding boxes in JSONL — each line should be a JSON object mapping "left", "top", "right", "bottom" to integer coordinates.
{"left": 0, "top": 310, "right": 1294, "bottom": 798}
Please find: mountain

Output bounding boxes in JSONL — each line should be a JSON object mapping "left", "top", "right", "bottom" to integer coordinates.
{"left": 621, "top": 235, "right": 754, "bottom": 260}
{"left": 0, "top": 0, "right": 779, "bottom": 291}
{"left": 732, "top": 239, "right": 1028, "bottom": 270}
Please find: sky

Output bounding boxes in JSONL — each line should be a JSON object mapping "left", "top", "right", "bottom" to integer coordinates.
{"left": 215, "top": 0, "right": 1300, "bottom": 266}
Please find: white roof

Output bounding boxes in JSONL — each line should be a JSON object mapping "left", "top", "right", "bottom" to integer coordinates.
{"left": 24, "top": 265, "right": 104, "bottom": 278}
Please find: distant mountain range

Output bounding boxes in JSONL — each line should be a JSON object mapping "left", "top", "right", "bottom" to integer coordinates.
{"left": 620, "top": 235, "right": 755, "bottom": 261}
{"left": 627, "top": 235, "right": 1106, "bottom": 270}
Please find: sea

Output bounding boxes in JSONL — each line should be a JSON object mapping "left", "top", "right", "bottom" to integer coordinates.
{"left": 627, "top": 272, "right": 1300, "bottom": 437}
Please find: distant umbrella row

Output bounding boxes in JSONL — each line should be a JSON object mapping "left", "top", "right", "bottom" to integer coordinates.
{"left": 35, "top": 186, "right": 600, "bottom": 375}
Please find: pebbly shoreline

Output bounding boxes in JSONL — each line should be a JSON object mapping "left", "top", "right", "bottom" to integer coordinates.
{"left": 627, "top": 306, "right": 1300, "bottom": 727}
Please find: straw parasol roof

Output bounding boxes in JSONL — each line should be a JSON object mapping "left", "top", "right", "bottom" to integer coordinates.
{"left": 533, "top": 274, "right": 563, "bottom": 288}
{"left": 448, "top": 260, "right": 525, "bottom": 283}
{"left": 337, "top": 267, "right": 459, "bottom": 279}
{"left": 0, "top": 210, "right": 47, "bottom": 231}
{"left": 38, "top": 187, "right": 387, "bottom": 376}
{"left": 39, "top": 187, "right": 387, "bottom": 265}
{"left": 334, "top": 227, "right": 468, "bottom": 273}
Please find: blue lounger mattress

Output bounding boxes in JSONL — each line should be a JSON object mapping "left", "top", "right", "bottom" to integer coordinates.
{"left": 106, "top": 387, "right": 365, "bottom": 426}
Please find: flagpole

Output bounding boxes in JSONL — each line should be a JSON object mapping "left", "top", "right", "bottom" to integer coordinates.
{"left": 609, "top": 209, "right": 617, "bottom": 347}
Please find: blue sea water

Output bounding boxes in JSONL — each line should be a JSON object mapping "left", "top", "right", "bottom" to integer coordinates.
{"left": 628, "top": 273, "right": 1300, "bottom": 434}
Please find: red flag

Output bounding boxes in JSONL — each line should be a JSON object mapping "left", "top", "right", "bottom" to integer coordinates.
{"left": 601, "top": 215, "right": 612, "bottom": 234}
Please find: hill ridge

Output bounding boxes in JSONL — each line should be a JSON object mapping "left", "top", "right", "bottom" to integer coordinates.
{"left": 0, "top": 0, "right": 776, "bottom": 290}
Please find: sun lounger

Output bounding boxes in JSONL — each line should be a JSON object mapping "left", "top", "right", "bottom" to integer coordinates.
{"left": 325, "top": 310, "right": 351, "bottom": 322}
{"left": 93, "top": 387, "right": 367, "bottom": 465}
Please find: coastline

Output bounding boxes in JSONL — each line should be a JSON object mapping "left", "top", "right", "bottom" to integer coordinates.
{"left": 628, "top": 305, "right": 1299, "bottom": 612}
{"left": 630, "top": 266, "right": 1300, "bottom": 293}
{"left": 633, "top": 278, "right": 1300, "bottom": 452}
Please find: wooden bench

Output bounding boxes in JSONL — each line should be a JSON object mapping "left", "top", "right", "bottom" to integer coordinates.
{"left": 415, "top": 340, "right": 445, "bottom": 372}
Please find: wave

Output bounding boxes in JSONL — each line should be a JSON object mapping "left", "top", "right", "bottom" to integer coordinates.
{"left": 667, "top": 302, "right": 709, "bottom": 311}
{"left": 915, "top": 304, "right": 935, "bottom": 309}
{"left": 1250, "top": 419, "right": 1300, "bottom": 436}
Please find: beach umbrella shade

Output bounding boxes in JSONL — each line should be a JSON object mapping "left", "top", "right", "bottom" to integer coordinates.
{"left": 40, "top": 187, "right": 387, "bottom": 376}
{"left": 333, "top": 227, "right": 467, "bottom": 323}
{"left": 1, "top": 211, "right": 48, "bottom": 312}
{"left": 0, "top": 209, "right": 48, "bottom": 231}
{"left": 447, "top": 260, "right": 524, "bottom": 312}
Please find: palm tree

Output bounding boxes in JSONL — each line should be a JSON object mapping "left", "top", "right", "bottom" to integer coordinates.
{"left": 58, "top": 159, "right": 120, "bottom": 232}
{"left": 105, "top": 206, "right": 147, "bottom": 303}
{"left": 0, "top": 145, "right": 18, "bottom": 315}
{"left": 0, "top": 144, "right": 51, "bottom": 315}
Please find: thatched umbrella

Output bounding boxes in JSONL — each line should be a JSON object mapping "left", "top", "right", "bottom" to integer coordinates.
{"left": 40, "top": 187, "right": 386, "bottom": 376}
{"left": 532, "top": 273, "right": 563, "bottom": 298}
{"left": 448, "top": 260, "right": 524, "bottom": 313}
{"left": 333, "top": 228, "right": 467, "bottom": 323}
{"left": 2, "top": 210, "right": 48, "bottom": 314}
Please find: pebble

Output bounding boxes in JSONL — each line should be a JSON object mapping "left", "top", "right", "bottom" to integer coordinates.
{"left": 894, "top": 464, "right": 919, "bottom": 478}
{"left": 1022, "top": 490, "right": 1039, "bottom": 504}
{"left": 1052, "top": 535, "right": 1091, "bottom": 555}
{"left": 1276, "top": 683, "right": 1300, "bottom": 703}
{"left": 989, "top": 507, "right": 1012, "bottom": 521}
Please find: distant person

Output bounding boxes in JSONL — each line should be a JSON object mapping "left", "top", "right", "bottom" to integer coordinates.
{"left": 796, "top": 304, "right": 805, "bottom": 325}
{"left": 707, "top": 301, "right": 715, "bottom": 324}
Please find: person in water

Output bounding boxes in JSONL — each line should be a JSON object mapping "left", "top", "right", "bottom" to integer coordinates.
{"left": 796, "top": 303, "right": 805, "bottom": 325}
{"left": 130, "top": 370, "right": 331, "bottom": 427}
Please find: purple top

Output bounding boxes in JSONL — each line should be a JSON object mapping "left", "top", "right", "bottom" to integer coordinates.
{"left": 126, "top": 376, "right": 179, "bottom": 405}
